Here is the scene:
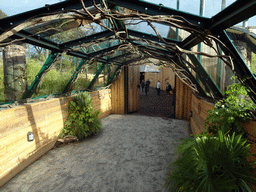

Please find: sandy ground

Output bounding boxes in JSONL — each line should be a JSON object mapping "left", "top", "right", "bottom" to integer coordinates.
{"left": 0, "top": 115, "right": 190, "bottom": 192}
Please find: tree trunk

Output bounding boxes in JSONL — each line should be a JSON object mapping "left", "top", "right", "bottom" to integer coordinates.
{"left": 3, "top": 44, "right": 27, "bottom": 102}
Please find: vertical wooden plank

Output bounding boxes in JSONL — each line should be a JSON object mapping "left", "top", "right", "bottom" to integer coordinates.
{"left": 128, "top": 65, "right": 139, "bottom": 113}
{"left": 111, "top": 68, "right": 125, "bottom": 114}
{"left": 175, "top": 77, "right": 192, "bottom": 120}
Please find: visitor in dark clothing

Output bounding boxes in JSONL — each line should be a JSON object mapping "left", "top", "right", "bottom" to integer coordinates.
{"left": 141, "top": 80, "right": 145, "bottom": 92}
{"left": 145, "top": 79, "right": 150, "bottom": 96}
{"left": 166, "top": 82, "right": 172, "bottom": 95}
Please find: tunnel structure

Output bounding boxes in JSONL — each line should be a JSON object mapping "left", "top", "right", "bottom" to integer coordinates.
{"left": 0, "top": 0, "right": 256, "bottom": 188}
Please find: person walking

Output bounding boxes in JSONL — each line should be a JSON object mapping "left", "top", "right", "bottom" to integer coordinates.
{"left": 166, "top": 82, "right": 172, "bottom": 95}
{"left": 145, "top": 79, "right": 150, "bottom": 96}
{"left": 156, "top": 80, "right": 161, "bottom": 96}
{"left": 141, "top": 80, "right": 145, "bottom": 92}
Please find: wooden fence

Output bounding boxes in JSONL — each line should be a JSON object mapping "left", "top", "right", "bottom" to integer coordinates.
{"left": 0, "top": 89, "right": 112, "bottom": 187}
{"left": 110, "top": 68, "right": 125, "bottom": 114}
{"left": 175, "top": 77, "right": 192, "bottom": 120}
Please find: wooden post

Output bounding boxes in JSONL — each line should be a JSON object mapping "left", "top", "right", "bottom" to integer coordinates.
{"left": 3, "top": 44, "right": 27, "bottom": 102}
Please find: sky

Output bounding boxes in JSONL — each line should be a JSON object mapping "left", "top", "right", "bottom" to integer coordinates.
{"left": 0, "top": 0, "right": 255, "bottom": 26}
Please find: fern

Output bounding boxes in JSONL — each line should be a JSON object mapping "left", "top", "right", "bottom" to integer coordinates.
{"left": 164, "top": 132, "right": 256, "bottom": 192}
{"left": 59, "top": 91, "right": 101, "bottom": 139}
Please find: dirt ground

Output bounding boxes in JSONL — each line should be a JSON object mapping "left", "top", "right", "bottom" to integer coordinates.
{"left": 0, "top": 114, "right": 190, "bottom": 192}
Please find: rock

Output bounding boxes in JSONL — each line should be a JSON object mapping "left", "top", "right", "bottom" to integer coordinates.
{"left": 55, "top": 135, "right": 78, "bottom": 147}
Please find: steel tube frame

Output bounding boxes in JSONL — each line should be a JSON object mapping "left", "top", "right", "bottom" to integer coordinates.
{"left": 87, "top": 62, "right": 107, "bottom": 90}
{"left": 62, "top": 59, "right": 87, "bottom": 94}
{"left": 22, "top": 52, "right": 60, "bottom": 99}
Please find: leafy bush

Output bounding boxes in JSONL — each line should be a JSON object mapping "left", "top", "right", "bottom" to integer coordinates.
{"left": 205, "top": 79, "right": 255, "bottom": 137}
{"left": 59, "top": 91, "right": 101, "bottom": 139}
{"left": 164, "top": 131, "right": 256, "bottom": 192}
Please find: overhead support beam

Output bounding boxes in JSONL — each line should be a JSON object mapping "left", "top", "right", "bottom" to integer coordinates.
{"left": 60, "top": 30, "right": 115, "bottom": 49}
{"left": 218, "top": 31, "right": 256, "bottom": 102}
{"left": 127, "top": 29, "right": 180, "bottom": 45}
{"left": 181, "top": 0, "right": 256, "bottom": 50}
{"left": 180, "top": 34, "right": 203, "bottom": 50}
{"left": 107, "top": 0, "right": 210, "bottom": 27}
{"left": 107, "top": 52, "right": 134, "bottom": 63}
{"left": 67, "top": 50, "right": 107, "bottom": 64}
{"left": 106, "top": 3, "right": 126, "bottom": 31}
{"left": 131, "top": 42, "right": 175, "bottom": 58}
{"left": 7, "top": 30, "right": 61, "bottom": 52}
{"left": 186, "top": 54, "right": 223, "bottom": 98}
{"left": 62, "top": 59, "right": 87, "bottom": 94}
{"left": 22, "top": 52, "right": 60, "bottom": 99}
{"left": 173, "top": 56, "right": 207, "bottom": 97}
{"left": 209, "top": 0, "right": 256, "bottom": 33}
{"left": 87, "top": 62, "right": 107, "bottom": 90}
{"left": 87, "top": 43, "right": 125, "bottom": 58}
{"left": 0, "top": 0, "right": 100, "bottom": 33}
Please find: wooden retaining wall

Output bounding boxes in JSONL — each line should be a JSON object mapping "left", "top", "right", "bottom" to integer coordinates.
{"left": 0, "top": 89, "right": 112, "bottom": 187}
{"left": 190, "top": 93, "right": 215, "bottom": 135}
{"left": 175, "top": 77, "right": 192, "bottom": 120}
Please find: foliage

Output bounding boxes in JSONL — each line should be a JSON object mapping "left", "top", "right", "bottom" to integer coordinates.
{"left": 0, "top": 58, "right": 104, "bottom": 103}
{"left": 0, "top": 60, "right": 4, "bottom": 102}
{"left": 164, "top": 131, "right": 256, "bottom": 192}
{"left": 59, "top": 91, "right": 101, "bottom": 139}
{"left": 26, "top": 58, "right": 71, "bottom": 96}
{"left": 251, "top": 53, "right": 256, "bottom": 74}
{"left": 205, "top": 78, "right": 255, "bottom": 137}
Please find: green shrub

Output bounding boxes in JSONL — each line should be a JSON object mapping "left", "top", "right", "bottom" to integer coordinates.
{"left": 59, "top": 91, "right": 101, "bottom": 139}
{"left": 205, "top": 79, "right": 255, "bottom": 137}
{"left": 164, "top": 131, "right": 256, "bottom": 192}
{"left": 26, "top": 59, "right": 42, "bottom": 86}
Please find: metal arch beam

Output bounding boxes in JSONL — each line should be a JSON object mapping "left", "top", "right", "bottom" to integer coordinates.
{"left": 107, "top": 52, "right": 134, "bottom": 63}
{"left": 60, "top": 30, "right": 115, "bottom": 49}
{"left": 186, "top": 54, "right": 223, "bottom": 98}
{"left": 173, "top": 56, "right": 207, "bottom": 97}
{"left": 181, "top": 0, "right": 256, "bottom": 50}
{"left": 218, "top": 31, "right": 256, "bottom": 102}
{"left": 131, "top": 42, "right": 175, "bottom": 57}
{"left": 62, "top": 59, "right": 87, "bottom": 94}
{"left": 86, "top": 43, "right": 126, "bottom": 57}
{"left": 209, "top": 0, "right": 256, "bottom": 33}
{"left": 0, "top": 0, "right": 100, "bottom": 33}
{"left": 180, "top": 34, "right": 203, "bottom": 50}
{"left": 127, "top": 29, "right": 181, "bottom": 45}
{"left": 107, "top": 0, "right": 210, "bottom": 27}
{"left": 87, "top": 62, "right": 107, "bottom": 90}
{"left": 22, "top": 52, "right": 60, "bottom": 99}
{"left": 5, "top": 30, "right": 61, "bottom": 52}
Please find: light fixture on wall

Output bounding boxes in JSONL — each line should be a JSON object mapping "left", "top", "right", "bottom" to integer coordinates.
{"left": 27, "top": 132, "right": 34, "bottom": 142}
